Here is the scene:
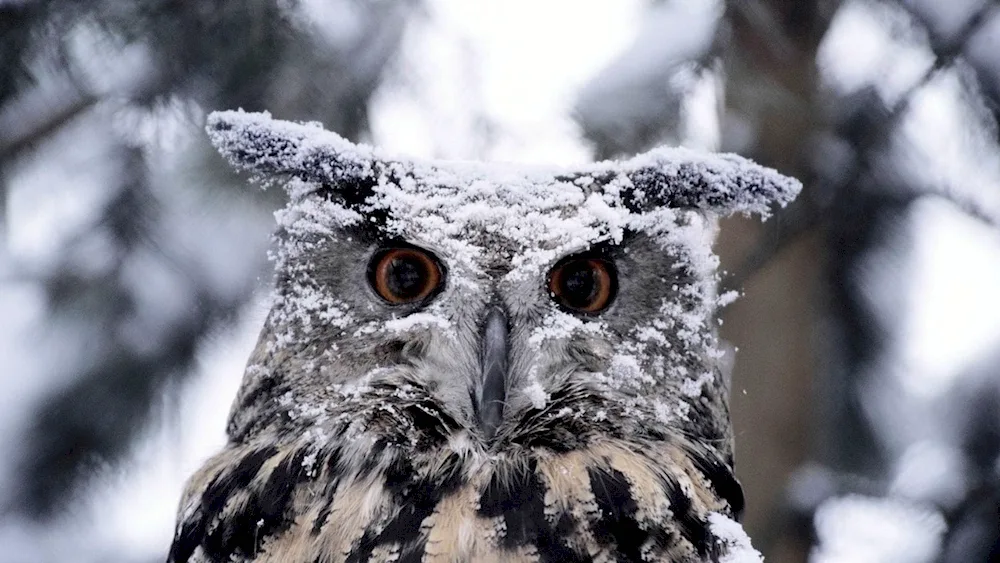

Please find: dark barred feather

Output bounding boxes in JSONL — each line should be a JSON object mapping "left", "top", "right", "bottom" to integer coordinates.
{"left": 168, "top": 383, "right": 742, "bottom": 563}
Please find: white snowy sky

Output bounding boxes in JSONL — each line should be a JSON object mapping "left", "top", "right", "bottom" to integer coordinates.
{"left": 366, "top": 0, "right": 645, "bottom": 164}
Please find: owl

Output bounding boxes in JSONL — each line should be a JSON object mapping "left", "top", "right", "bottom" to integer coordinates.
{"left": 167, "top": 110, "right": 800, "bottom": 563}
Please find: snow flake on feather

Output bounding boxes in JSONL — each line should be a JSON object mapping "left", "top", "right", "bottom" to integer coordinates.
{"left": 708, "top": 512, "right": 764, "bottom": 563}
{"left": 529, "top": 311, "right": 606, "bottom": 347}
{"left": 523, "top": 370, "right": 550, "bottom": 409}
{"left": 681, "top": 371, "right": 716, "bottom": 398}
{"left": 602, "top": 353, "right": 657, "bottom": 391}
{"left": 274, "top": 181, "right": 363, "bottom": 237}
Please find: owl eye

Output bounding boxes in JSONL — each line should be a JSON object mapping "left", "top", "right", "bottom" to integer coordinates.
{"left": 368, "top": 246, "right": 444, "bottom": 305}
{"left": 547, "top": 255, "right": 617, "bottom": 314}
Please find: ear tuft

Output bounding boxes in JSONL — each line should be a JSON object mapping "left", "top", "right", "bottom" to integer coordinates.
{"left": 205, "top": 110, "right": 376, "bottom": 187}
{"left": 615, "top": 147, "right": 802, "bottom": 217}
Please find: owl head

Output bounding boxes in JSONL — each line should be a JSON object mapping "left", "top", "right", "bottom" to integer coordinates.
{"left": 207, "top": 108, "right": 797, "bottom": 447}
{"left": 179, "top": 110, "right": 799, "bottom": 562}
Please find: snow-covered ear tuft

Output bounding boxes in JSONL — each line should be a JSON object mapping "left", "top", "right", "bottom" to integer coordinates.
{"left": 612, "top": 146, "right": 802, "bottom": 217}
{"left": 206, "top": 109, "right": 379, "bottom": 190}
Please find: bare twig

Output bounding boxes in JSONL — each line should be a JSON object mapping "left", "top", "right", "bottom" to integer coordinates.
{"left": 0, "top": 82, "right": 97, "bottom": 161}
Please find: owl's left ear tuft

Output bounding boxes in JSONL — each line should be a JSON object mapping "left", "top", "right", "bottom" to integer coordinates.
{"left": 612, "top": 146, "right": 802, "bottom": 218}
{"left": 206, "top": 109, "right": 379, "bottom": 190}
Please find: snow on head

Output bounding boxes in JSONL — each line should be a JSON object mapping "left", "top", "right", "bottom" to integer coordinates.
{"left": 206, "top": 109, "right": 800, "bottom": 219}
{"left": 207, "top": 108, "right": 798, "bottom": 307}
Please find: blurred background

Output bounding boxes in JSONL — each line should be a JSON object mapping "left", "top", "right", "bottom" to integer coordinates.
{"left": 2, "top": 0, "right": 1000, "bottom": 561}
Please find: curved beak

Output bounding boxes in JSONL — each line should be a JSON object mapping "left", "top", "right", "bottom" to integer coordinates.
{"left": 477, "top": 307, "right": 509, "bottom": 440}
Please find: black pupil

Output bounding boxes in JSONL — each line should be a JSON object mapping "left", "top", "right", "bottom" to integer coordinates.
{"left": 387, "top": 256, "right": 427, "bottom": 299}
{"left": 560, "top": 261, "right": 597, "bottom": 307}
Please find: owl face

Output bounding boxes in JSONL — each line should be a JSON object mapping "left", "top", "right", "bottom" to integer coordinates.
{"left": 245, "top": 178, "right": 717, "bottom": 445}
{"left": 209, "top": 111, "right": 798, "bottom": 458}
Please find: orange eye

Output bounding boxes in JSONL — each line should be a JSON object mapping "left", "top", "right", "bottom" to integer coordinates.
{"left": 547, "top": 256, "right": 617, "bottom": 314}
{"left": 368, "top": 246, "right": 444, "bottom": 305}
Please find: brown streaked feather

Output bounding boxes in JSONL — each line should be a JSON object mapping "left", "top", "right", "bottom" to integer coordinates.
{"left": 170, "top": 403, "right": 742, "bottom": 563}
{"left": 170, "top": 438, "right": 740, "bottom": 562}
{"left": 317, "top": 474, "right": 390, "bottom": 560}
{"left": 423, "top": 477, "right": 482, "bottom": 563}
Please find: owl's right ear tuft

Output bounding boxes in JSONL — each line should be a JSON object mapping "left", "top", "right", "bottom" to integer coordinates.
{"left": 206, "top": 110, "right": 380, "bottom": 197}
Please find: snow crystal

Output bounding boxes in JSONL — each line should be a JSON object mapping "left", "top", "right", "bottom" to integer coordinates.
{"left": 654, "top": 398, "right": 690, "bottom": 423}
{"left": 301, "top": 449, "right": 319, "bottom": 477}
{"left": 635, "top": 326, "right": 670, "bottom": 345}
{"left": 717, "top": 289, "right": 739, "bottom": 308}
{"left": 603, "top": 353, "right": 656, "bottom": 391}
{"left": 382, "top": 311, "right": 454, "bottom": 333}
{"left": 523, "top": 379, "right": 550, "bottom": 409}
{"left": 680, "top": 371, "right": 715, "bottom": 398}
{"left": 528, "top": 311, "right": 607, "bottom": 347}
{"left": 274, "top": 182, "right": 364, "bottom": 235}
{"left": 708, "top": 512, "right": 764, "bottom": 563}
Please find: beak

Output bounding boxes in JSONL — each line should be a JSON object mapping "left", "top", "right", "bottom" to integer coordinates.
{"left": 477, "top": 306, "right": 509, "bottom": 440}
